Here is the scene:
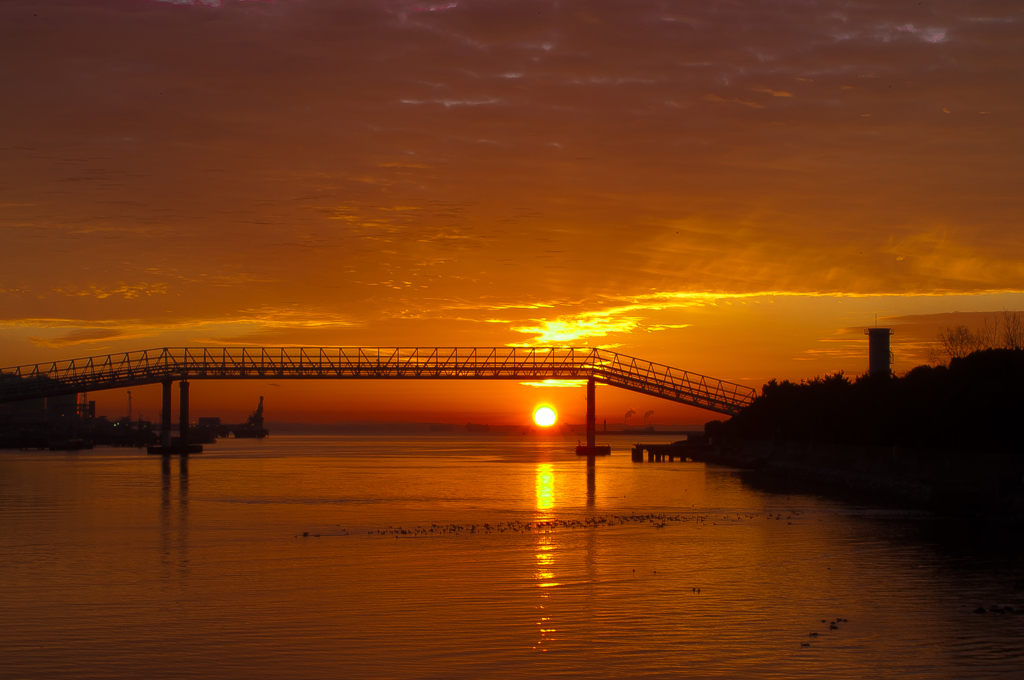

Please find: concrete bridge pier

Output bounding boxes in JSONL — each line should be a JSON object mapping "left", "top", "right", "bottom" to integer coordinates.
{"left": 161, "top": 379, "right": 172, "bottom": 449}
{"left": 148, "top": 378, "right": 201, "bottom": 455}
{"left": 575, "top": 378, "right": 610, "bottom": 456}
{"left": 586, "top": 378, "right": 595, "bottom": 448}
{"left": 179, "top": 380, "right": 190, "bottom": 450}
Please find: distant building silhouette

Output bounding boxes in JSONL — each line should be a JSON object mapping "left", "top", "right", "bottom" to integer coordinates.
{"left": 866, "top": 327, "right": 894, "bottom": 377}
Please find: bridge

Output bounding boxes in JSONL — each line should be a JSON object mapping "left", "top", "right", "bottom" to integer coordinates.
{"left": 0, "top": 347, "right": 756, "bottom": 451}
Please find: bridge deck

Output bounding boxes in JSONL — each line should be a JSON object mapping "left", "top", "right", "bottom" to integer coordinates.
{"left": 0, "top": 347, "right": 756, "bottom": 415}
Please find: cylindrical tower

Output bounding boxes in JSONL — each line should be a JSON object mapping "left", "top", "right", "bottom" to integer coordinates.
{"left": 865, "top": 327, "right": 894, "bottom": 377}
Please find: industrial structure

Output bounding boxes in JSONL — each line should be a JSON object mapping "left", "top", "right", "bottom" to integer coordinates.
{"left": 865, "top": 328, "right": 894, "bottom": 377}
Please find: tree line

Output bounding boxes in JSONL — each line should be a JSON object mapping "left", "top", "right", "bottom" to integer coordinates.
{"left": 709, "top": 347, "right": 1024, "bottom": 455}
{"left": 933, "top": 310, "right": 1024, "bottom": 362}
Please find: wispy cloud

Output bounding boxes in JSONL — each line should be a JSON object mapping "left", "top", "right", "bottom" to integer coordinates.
{"left": 4, "top": 0, "right": 1022, "bottom": 373}
{"left": 400, "top": 98, "right": 500, "bottom": 107}
{"left": 3, "top": 304, "right": 360, "bottom": 352}
{"left": 703, "top": 93, "right": 764, "bottom": 109}
{"left": 895, "top": 24, "right": 947, "bottom": 43}
{"left": 51, "top": 282, "right": 168, "bottom": 300}
{"left": 511, "top": 310, "right": 642, "bottom": 345}
{"left": 500, "top": 288, "right": 1024, "bottom": 347}
{"left": 751, "top": 85, "right": 793, "bottom": 97}
{"left": 29, "top": 328, "right": 133, "bottom": 349}
{"left": 507, "top": 296, "right": 708, "bottom": 346}
{"left": 149, "top": 0, "right": 273, "bottom": 7}
{"left": 232, "top": 306, "right": 358, "bottom": 329}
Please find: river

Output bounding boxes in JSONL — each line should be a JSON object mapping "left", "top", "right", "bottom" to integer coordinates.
{"left": 1, "top": 434, "right": 1022, "bottom": 678}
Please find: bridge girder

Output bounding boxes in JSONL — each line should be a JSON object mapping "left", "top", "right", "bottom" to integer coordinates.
{"left": 0, "top": 347, "right": 756, "bottom": 415}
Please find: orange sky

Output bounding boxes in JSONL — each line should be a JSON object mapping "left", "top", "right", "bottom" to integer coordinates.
{"left": 2, "top": 0, "right": 1023, "bottom": 425}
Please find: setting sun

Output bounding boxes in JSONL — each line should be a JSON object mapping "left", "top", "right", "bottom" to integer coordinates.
{"left": 533, "top": 406, "right": 557, "bottom": 427}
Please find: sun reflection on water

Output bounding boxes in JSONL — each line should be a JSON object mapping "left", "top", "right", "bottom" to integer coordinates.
{"left": 535, "top": 540, "right": 560, "bottom": 588}
{"left": 535, "top": 463, "right": 554, "bottom": 511}
{"left": 534, "top": 533, "right": 560, "bottom": 652}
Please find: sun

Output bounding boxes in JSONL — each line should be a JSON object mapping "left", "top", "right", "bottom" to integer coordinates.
{"left": 533, "top": 406, "right": 557, "bottom": 427}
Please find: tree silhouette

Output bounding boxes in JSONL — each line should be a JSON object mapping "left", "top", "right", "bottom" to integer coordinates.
{"left": 715, "top": 349, "right": 1024, "bottom": 455}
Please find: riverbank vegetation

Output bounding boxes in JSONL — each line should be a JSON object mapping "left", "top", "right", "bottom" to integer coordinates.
{"left": 932, "top": 310, "right": 1024, "bottom": 362}
{"left": 710, "top": 348, "right": 1024, "bottom": 455}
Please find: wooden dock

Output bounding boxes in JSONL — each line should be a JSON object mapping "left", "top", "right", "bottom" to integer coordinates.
{"left": 631, "top": 441, "right": 700, "bottom": 462}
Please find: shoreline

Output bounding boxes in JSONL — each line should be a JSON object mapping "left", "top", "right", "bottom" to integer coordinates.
{"left": 694, "top": 439, "right": 1024, "bottom": 523}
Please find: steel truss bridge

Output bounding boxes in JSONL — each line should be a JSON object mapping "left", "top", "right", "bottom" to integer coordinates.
{"left": 0, "top": 347, "right": 755, "bottom": 415}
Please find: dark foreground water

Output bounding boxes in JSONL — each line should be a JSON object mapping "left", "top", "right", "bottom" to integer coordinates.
{"left": 1, "top": 434, "right": 1022, "bottom": 679}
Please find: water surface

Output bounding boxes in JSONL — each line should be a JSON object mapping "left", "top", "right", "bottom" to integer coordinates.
{"left": 2, "top": 434, "right": 1022, "bottom": 678}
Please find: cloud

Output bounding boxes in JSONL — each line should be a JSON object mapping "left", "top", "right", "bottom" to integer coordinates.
{"left": 148, "top": 0, "right": 273, "bottom": 7}
{"left": 703, "top": 93, "right": 764, "bottom": 109}
{"left": 151, "top": 0, "right": 223, "bottom": 6}
{"left": 51, "top": 283, "right": 168, "bottom": 300}
{"left": 511, "top": 310, "right": 643, "bottom": 345}
{"left": 507, "top": 297, "right": 710, "bottom": 345}
{"left": 647, "top": 324, "right": 692, "bottom": 332}
{"left": 751, "top": 86, "right": 793, "bottom": 97}
{"left": 500, "top": 288, "right": 1024, "bottom": 349}
{"left": 896, "top": 24, "right": 947, "bottom": 43}
{"left": 2, "top": 304, "right": 359, "bottom": 355}
{"left": 413, "top": 3, "right": 458, "bottom": 13}
{"left": 3, "top": 0, "right": 1022, "bottom": 369}
{"left": 28, "top": 328, "right": 132, "bottom": 348}
{"left": 400, "top": 98, "right": 500, "bottom": 107}
{"left": 232, "top": 306, "right": 358, "bottom": 329}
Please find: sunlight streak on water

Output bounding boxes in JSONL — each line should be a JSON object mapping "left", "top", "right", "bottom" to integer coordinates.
{"left": 535, "top": 462, "right": 554, "bottom": 511}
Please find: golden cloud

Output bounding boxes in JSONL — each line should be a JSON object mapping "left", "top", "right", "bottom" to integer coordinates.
{"left": 29, "top": 328, "right": 133, "bottom": 349}
{"left": 703, "top": 93, "right": 764, "bottom": 108}
{"left": 751, "top": 85, "right": 793, "bottom": 97}
{"left": 51, "top": 282, "right": 168, "bottom": 300}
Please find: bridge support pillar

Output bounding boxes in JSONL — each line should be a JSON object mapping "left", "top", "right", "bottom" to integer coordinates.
{"left": 586, "top": 378, "right": 595, "bottom": 448}
{"left": 179, "top": 380, "right": 190, "bottom": 450}
{"left": 575, "top": 378, "right": 609, "bottom": 456}
{"left": 161, "top": 379, "right": 172, "bottom": 449}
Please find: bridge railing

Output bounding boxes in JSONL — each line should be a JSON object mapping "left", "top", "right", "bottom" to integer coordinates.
{"left": 0, "top": 346, "right": 756, "bottom": 414}
{"left": 0, "top": 348, "right": 177, "bottom": 400}
{"left": 160, "top": 347, "right": 603, "bottom": 378}
{"left": 588, "top": 350, "right": 755, "bottom": 413}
